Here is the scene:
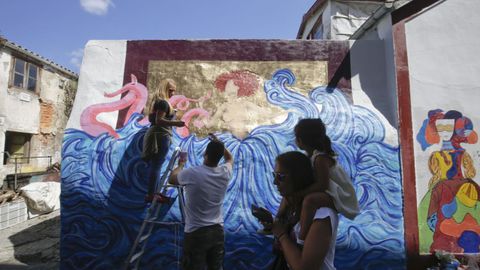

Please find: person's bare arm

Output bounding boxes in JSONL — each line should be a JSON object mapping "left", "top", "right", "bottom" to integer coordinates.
{"left": 208, "top": 133, "right": 233, "bottom": 165}
{"left": 276, "top": 218, "right": 332, "bottom": 270}
{"left": 223, "top": 145, "right": 233, "bottom": 165}
{"left": 155, "top": 110, "right": 184, "bottom": 127}
{"left": 168, "top": 160, "right": 185, "bottom": 185}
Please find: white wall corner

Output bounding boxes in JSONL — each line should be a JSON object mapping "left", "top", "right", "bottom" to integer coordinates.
{"left": 67, "top": 40, "right": 127, "bottom": 130}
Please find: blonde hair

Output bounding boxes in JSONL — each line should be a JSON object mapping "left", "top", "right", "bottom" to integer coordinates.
{"left": 144, "top": 78, "right": 176, "bottom": 116}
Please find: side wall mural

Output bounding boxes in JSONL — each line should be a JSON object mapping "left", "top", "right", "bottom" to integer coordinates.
{"left": 61, "top": 40, "right": 405, "bottom": 269}
{"left": 417, "top": 109, "right": 480, "bottom": 253}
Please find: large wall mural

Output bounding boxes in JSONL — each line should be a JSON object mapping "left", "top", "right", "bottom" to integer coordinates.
{"left": 61, "top": 40, "right": 405, "bottom": 269}
{"left": 417, "top": 109, "right": 480, "bottom": 254}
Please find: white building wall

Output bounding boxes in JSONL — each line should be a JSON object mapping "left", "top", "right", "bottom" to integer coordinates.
{"left": 405, "top": 0, "right": 480, "bottom": 200}
{"left": 329, "top": 1, "right": 382, "bottom": 40}
{"left": 355, "top": 13, "right": 398, "bottom": 128}
{"left": 301, "top": 4, "right": 326, "bottom": 39}
{"left": 349, "top": 39, "right": 398, "bottom": 145}
{"left": 4, "top": 88, "right": 41, "bottom": 134}
{"left": 0, "top": 51, "right": 8, "bottom": 178}
{"left": 67, "top": 40, "right": 127, "bottom": 130}
{"left": 0, "top": 46, "right": 77, "bottom": 182}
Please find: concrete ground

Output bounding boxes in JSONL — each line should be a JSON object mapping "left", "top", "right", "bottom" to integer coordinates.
{"left": 0, "top": 210, "right": 60, "bottom": 270}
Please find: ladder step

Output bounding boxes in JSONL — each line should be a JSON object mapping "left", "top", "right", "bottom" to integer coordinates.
{"left": 130, "top": 251, "right": 144, "bottom": 264}
{"left": 139, "top": 233, "right": 151, "bottom": 243}
{"left": 145, "top": 220, "right": 184, "bottom": 225}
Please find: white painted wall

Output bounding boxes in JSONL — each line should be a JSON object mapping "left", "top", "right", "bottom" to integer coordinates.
{"left": 301, "top": 1, "right": 381, "bottom": 40}
{"left": 0, "top": 49, "right": 40, "bottom": 134}
{"left": 405, "top": 0, "right": 480, "bottom": 200}
{"left": 0, "top": 51, "right": 10, "bottom": 168}
{"left": 349, "top": 39, "right": 398, "bottom": 145}
{"left": 67, "top": 40, "right": 127, "bottom": 130}
{"left": 4, "top": 90, "right": 41, "bottom": 134}
{"left": 330, "top": 1, "right": 382, "bottom": 40}
{"left": 356, "top": 13, "right": 398, "bottom": 128}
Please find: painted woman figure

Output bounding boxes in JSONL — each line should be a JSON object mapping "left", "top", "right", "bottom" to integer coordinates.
{"left": 418, "top": 109, "right": 480, "bottom": 253}
{"left": 142, "top": 79, "right": 185, "bottom": 202}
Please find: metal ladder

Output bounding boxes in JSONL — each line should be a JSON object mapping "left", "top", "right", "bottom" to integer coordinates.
{"left": 123, "top": 148, "right": 186, "bottom": 270}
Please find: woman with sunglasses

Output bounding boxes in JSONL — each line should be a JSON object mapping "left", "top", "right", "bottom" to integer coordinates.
{"left": 270, "top": 151, "right": 339, "bottom": 270}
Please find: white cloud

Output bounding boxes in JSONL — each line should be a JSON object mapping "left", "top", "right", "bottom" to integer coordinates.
{"left": 70, "top": 48, "right": 84, "bottom": 70}
{"left": 80, "top": 0, "right": 114, "bottom": 15}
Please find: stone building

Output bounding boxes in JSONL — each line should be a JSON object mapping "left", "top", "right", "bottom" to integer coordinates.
{"left": 0, "top": 37, "right": 78, "bottom": 189}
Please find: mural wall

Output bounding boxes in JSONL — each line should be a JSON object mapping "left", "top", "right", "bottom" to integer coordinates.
{"left": 416, "top": 110, "right": 480, "bottom": 253}
{"left": 398, "top": 0, "right": 480, "bottom": 256}
{"left": 61, "top": 40, "right": 405, "bottom": 269}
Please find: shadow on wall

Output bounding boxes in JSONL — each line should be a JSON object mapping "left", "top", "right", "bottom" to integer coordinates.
{"left": 329, "top": 40, "right": 398, "bottom": 127}
{"left": 4, "top": 214, "right": 60, "bottom": 269}
{"left": 106, "top": 126, "right": 186, "bottom": 269}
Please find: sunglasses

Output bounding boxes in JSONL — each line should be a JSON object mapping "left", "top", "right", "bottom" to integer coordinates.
{"left": 272, "top": 172, "right": 288, "bottom": 182}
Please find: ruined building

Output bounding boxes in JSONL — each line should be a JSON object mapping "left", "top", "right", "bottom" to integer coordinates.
{"left": 0, "top": 37, "right": 78, "bottom": 189}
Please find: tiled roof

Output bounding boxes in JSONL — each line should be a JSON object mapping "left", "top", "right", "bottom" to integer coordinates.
{"left": 0, "top": 37, "right": 78, "bottom": 79}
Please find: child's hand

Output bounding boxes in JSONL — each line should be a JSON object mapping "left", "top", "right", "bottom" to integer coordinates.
{"left": 272, "top": 219, "right": 289, "bottom": 239}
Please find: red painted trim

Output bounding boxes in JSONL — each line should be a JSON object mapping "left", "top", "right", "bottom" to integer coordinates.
{"left": 392, "top": 0, "right": 442, "bottom": 268}
{"left": 118, "top": 40, "right": 351, "bottom": 127}
{"left": 392, "top": 0, "right": 441, "bottom": 24}
{"left": 393, "top": 22, "right": 420, "bottom": 268}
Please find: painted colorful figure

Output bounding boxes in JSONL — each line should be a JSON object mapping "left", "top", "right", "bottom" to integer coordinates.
{"left": 417, "top": 109, "right": 480, "bottom": 253}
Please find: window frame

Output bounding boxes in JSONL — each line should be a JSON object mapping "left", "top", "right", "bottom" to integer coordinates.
{"left": 307, "top": 14, "right": 324, "bottom": 40}
{"left": 9, "top": 56, "right": 40, "bottom": 93}
{"left": 3, "top": 131, "right": 32, "bottom": 165}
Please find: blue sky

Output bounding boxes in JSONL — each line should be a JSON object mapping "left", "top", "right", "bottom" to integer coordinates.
{"left": 0, "top": 0, "right": 315, "bottom": 73}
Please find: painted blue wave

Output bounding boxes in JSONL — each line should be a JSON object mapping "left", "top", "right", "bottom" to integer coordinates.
{"left": 61, "top": 68, "right": 405, "bottom": 269}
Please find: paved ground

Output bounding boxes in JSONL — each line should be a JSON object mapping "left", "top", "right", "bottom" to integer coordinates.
{"left": 0, "top": 210, "right": 60, "bottom": 270}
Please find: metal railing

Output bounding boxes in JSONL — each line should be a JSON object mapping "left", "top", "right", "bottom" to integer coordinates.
{"left": 2, "top": 154, "right": 52, "bottom": 190}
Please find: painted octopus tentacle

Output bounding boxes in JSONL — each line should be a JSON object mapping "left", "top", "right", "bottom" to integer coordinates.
{"left": 176, "top": 108, "right": 210, "bottom": 137}
{"left": 80, "top": 74, "right": 149, "bottom": 138}
{"left": 169, "top": 91, "right": 212, "bottom": 111}
{"left": 123, "top": 84, "right": 148, "bottom": 126}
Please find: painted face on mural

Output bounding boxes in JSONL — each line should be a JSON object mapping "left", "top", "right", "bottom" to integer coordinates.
{"left": 435, "top": 119, "right": 455, "bottom": 141}
{"left": 224, "top": 80, "right": 239, "bottom": 98}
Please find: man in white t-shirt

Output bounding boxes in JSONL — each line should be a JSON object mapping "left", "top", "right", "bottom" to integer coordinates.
{"left": 169, "top": 136, "right": 233, "bottom": 270}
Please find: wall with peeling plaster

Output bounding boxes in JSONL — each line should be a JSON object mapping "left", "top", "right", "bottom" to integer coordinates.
{"left": 0, "top": 47, "right": 76, "bottom": 182}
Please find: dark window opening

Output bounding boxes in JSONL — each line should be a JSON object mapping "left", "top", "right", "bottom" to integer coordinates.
{"left": 3, "top": 131, "right": 32, "bottom": 165}
{"left": 307, "top": 14, "right": 324, "bottom": 40}
{"left": 11, "top": 58, "right": 39, "bottom": 92}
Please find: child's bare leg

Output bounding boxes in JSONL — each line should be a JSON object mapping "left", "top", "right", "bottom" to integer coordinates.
{"left": 299, "top": 192, "right": 334, "bottom": 240}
